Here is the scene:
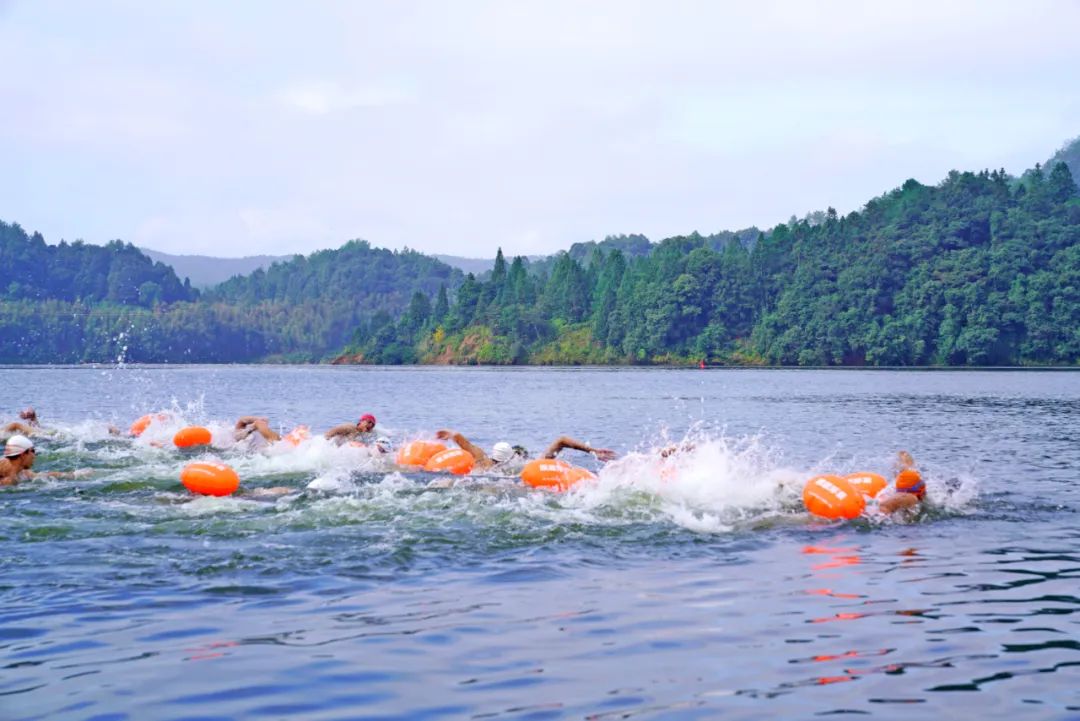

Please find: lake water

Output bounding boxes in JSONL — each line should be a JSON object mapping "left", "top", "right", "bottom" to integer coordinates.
{"left": 2, "top": 366, "right": 1078, "bottom": 720}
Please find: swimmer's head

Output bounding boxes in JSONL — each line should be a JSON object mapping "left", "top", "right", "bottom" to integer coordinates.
{"left": 491, "top": 442, "right": 515, "bottom": 463}
{"left": 512, "top": 445, "right": 529, "bottom": 459}
{"left": 4, "top": 434, "right": 34, "bottom": 458}
{"left": 895, "top": 468, "right": 925, "bottom": 500}
{"left": 375, "top": 436, "right": 392, "bottom": 453}
{"left": 357, "top": 414, "right": 376, "bottom": 432}
{"left": 19, "top": 407, "right": 37, "bottom": 423}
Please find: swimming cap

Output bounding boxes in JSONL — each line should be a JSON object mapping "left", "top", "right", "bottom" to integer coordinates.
{"left": 375, "top": 436, "right": 392, "bottom": 452}
{"left": 491, "top": 442, "right": 515, "bottom": 463}
{"left": 4, "top": 434, "right": 34, "bottom": 458}
{"left": 895, "top": 468, "right": 925, "bottom": 499}
{"left": 358, "top": 414, "right": 376, "bottom": 426}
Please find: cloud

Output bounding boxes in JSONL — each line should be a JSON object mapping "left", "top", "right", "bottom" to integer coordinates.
{"left": 276, "top": 80, "right": 414, "bottom": 115}
{"left": 3, "top": 0, "right": 1080, "bottom": 258}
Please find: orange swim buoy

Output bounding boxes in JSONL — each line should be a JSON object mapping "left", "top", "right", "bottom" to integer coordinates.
{"left": 180, "top": 461, "right": 240, "bottom": 496}
{"left": 173, "top": 426, "right": 212, "bottom": 448}
{"left": 520, "top": 459, "right": 597, "bottom": 492}
{"left": 130, "top": 414, "right": 153, "bottom": 437}
{"left": 396, "top": 440, "right": 448, "bottom": 468}
{"left": 803, "top": 475, "right": 865, "bottom": 520}
{"left": 130, "top": 412, "right": 169, "bottom": 437}
{"left": 424, "top": 448, "right": 475, "bottom": 475}
{"left": 844, "top": 472, "right": 887, "bottom": 499}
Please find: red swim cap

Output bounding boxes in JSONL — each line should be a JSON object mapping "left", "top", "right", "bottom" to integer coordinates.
{"left": 359, "top": 413, "right": 376, "bottom": 426}
{"left": 895, "top": 469, "right": 925, "bottom": 499}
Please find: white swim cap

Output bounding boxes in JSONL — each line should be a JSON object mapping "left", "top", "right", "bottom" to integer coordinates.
{"left": 491, "top": 442, "right": 514, "bottom": 463}
{"left": 375, "top": 436, "right": 392, "bottom": 452}
{"left": 4, "top": 434, "right": 34, "bottom": 457}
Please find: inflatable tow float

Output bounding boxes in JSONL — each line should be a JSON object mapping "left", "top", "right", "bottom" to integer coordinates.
{"left": 520, "top": 459, "right": 596, "bottom": 492}
{"left": 173, "top": 426, "right": 212, "bottom": 449}
{"left": 396, "top": 440, "right": 448, "bottom": 468}
{"left": 424, "top": 448, "right": 475, "bottom": 475}
{"left": 180, "top": 461, "right": 240, "bottom": 496}
{"left": 130, "top": 412, "right": 170, "bottom": 437}
{"left": 803, "top": 471, "right": 889, "bottom": 519}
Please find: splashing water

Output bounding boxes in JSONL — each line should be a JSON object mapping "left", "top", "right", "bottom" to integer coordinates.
{"left": 16, "top": 413, "right": 979, "bottom": 543}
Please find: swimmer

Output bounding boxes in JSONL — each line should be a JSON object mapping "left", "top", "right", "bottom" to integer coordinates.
{"left": 4, "top": 407, "right": 42, "bottom": 437}
{"left": 877, "top": 451, "right": 925, "bottom": 514}
{"left": 325, "top": 413, "right": 377, "bottom": 445}
{"left": 435, "top": 430, "right": 615, "bottom": 472}
{"left": 0, "top": 435, "right": 88, "bottom": 486}
{"left": 0, "top": 435, "right": 36, "bottom": 485}
{"left": 234, "top": 415, "right": 281, "bottom": 447}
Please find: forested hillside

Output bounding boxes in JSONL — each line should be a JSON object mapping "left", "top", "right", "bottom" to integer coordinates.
{"left": 1, "top": 221, "right": 195, "bottom": 306}
{"left": 0, "top": 228, "right": 462, "bottom": 363}
{"left": 3, "top": 151, "right": 1079, "bottom": 366}
{"left": 1045, "top": 136, "right": 1079, "bottom": 181}
{"left": 344, "top": 162, "right": 1080, "bottom": 366}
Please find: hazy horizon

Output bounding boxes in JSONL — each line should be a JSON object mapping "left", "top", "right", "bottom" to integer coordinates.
{"left": 3, "top": 0, "right": 1079, "bottom": 258}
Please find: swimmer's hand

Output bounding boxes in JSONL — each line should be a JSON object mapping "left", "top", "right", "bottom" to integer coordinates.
{"left": 37, "top": 469, "right": 91, "bottom": 479}
{"left": 593, "top": 448, "right": 617, "bottom": 462}
{"left": 435, "top": 429, "right": 454, "bottom": 440}
{"left": 248, "top": 486, "right": 293, "bottom": 498}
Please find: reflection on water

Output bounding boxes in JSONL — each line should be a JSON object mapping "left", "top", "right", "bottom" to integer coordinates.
{"left": 1, "top": 367, "right": 1079, "bottom": 719}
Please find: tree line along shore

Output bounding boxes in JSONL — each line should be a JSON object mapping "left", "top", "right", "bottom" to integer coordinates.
{"left": 2, "top": 154, "right": 1079, "bottom": 367}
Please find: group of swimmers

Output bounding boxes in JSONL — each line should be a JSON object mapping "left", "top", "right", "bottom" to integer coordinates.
{"left": 1, "top": 407, "right": 617, "bottom": 486}
{"left": 230, "top": 411, "right": 616, "bottom": 469}
{"left": 2, "top": 406, "right": 928, "bottom": 516}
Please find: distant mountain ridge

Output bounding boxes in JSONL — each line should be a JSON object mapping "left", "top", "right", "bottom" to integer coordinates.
{"left": 140, "top": 248, "right": 292, "bottom": 288}
{"left": 432, "top": 254, "right": 498, "bottom": 275}
{"left": 1045, "top": 136, "right": 1080, "bottom": 181}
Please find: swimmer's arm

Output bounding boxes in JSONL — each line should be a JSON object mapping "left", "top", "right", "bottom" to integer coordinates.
{"left": 32, "top": 469, "right": 92, "bottom": 480}
{"left": 324, "top": 424, "right": 356, "bottom": 441}
{"left": 4, "top": 422, "right": 34, "bottom": 436}
{"left": 878, "top": 493, "right": 919, "bottom": 514}
{"left": 436, "top": 429, "right": 489, "bottom": 463}
{"left": 543, "top": 436, "right": 617, "bottom": 461}
{"left": 246, "top": 486, "right": 293, "bottom": 498}
{"left": 235, "top": 415, "right": 263, "bottom": 429}
{"left": 251, "top": 419, "right": 281, "bottom": 442}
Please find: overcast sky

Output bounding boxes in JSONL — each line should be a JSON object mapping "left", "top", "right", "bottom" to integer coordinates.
{"left": 2, "top": 1, "right": 1079, "bottom": 258}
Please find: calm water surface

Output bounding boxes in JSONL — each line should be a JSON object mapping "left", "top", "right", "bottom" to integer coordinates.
{"left": 1, "top": 366, "right": 1078, "bottom": 720}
